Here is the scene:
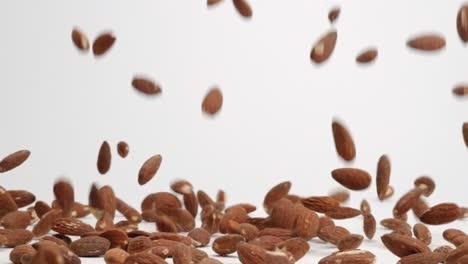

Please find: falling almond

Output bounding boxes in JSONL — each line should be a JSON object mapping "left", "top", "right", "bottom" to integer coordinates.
{"left": 407, "top": 34, "right": 446, "bottom": 51}
{"left": 356, "top": 48, "right": 378, "bottom": 64}
{"left": 376, "top": 155, "right": 391, "bottom": 200}
{"left": 0, "top": 150, "right": 31, "bottom": 173}
{"left": 71, "top": 28, "right": 89, "bottom": 52}
{"left": 132, "top": 77, "right": 162, "bottom": 95}
{"left": 311, "top": 31, "right": 337, "bottom": 64}
{"left": 92, "top": 32, "right": 116, "bottom": 56}
{"left": 328, "top": 7, "right": 341, "bottom": 23}
{"left": 463, "top": 123, "right": 468, "bottom": 148}
{"left": 117, "top": 141, "right": 129, "bottom": 158}
{"left": 233, "top": 0, "right": 252, "bottom": 18}
{"left": 138, "top": 154, "right": 162, "bottom": 185}
{"left": 453, "top": 86, "right": 468, "bottom": 96}
{"left": 202, "top": 87, "right": 223, "bottom": 115}
{"left": 331, "top": 168, "right": 371, "bottom": 191}
{"left": 332, "top": 120, "right": 356, "bottom": 161}
{"left": 97, "top": 141, "right": 111, "bottom": 175}
{"left": 458, "top": 5, "right": 468, "bottom": 42}
{"left": 208, "top": 0, "right": 223, "bottom": 6}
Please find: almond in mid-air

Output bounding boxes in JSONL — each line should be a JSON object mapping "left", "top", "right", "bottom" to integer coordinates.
{"left": 407, "top": 34, "right": 446, "bottom": 51}
{"left": 328, "top": 7, "right": 341, "bottom": 23}
{"left": 92, "top": 32, "right": 116, "bottom": 56}
{"left": 232, "top": 0, "right": 252, "bottom": 18}
{"left": 138, "top": 154, "right": 163, "bottom": 185}
{"left": 97, "top": 141, "right": 111, "bottom": 175}
{"left": 71, "top": 28, "right": 89, "bottom": 52}
{"left": 311, "top": 31, "right": 337, "bottom": 64}
{"left": 0, "top": 150, "right": 31, "bottom": 173}
{"left": 331, "top": 168, "right": 371, "bottom": 191}
{"left": 132, "top": 77, "right": 162, "bottom": 96}
{"left": 332, "top": 120, "right": 356, "bottom": 161}
{"left": 457, "top": 5, "right": 468, "bottom": 42}
{"left": 356, "top": 48, "right": 378, "bottom": 64}
{"left": 202, "top": 87, "right": 223, "bottom": 115}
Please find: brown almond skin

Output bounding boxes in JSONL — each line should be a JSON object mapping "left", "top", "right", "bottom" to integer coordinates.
{"left": 173, "top": 243, "right": 192, "bottom": 264}
{"left": 263, "top": 181, "right": 291, "bottom": 214}
{"left": 301, "top": 196, "right": 340, "bottom": 213}
{"left": 212, "top": 234, "right": 245, "bottom": 255}
{"left": 219, "top": 206, "right": 248, "bottom": 233}
{"left": 99, "top": 228, "right": 128, "bottom": 249}
{"left": 92, "top": 32, "right": 116, "bottom": 56}
{"left": 53, "top": 180, "right": 75, "bottom": 216}
{"left": 127, "top": 236, "right": 153, "bottom": 254}
{"left": 104, "top": 248, "right": 129, "bottom": 264}
{"left": 331, "top": 121, "right": 355, "bottom": 161}
{"left": 328, "top": 7, "right": 340, "bottom": 23}
{"left": 9, "top": 244, "right": 36, "bottom": 264}
{"left": 380, "top": 218, "right": 411, "bottom": 231}
{"left": 325, "top": 206, "right": 361, "bottom": 219}
{"left": 311, "top": 31, "right": 338, "bottom": 64}
{"left": 337, "top": 234, "right": 364, "bottom": 251}
{"left": 360, "top": 199, "right": 371, "bottom": 215}
{"left": 414, "top": 176, "right": 435, "bottom": 197}
{"left": 52, "top": 217, "right": 95, "bottom": 236}
{"left": 331, "top": 168, "right": 371, "bottom": 191}
{"left": 183, "top": 192, "right": 199, "bottom": 218}
{"left": 412, "top": 198, "right": 429, "bottom": 218}
{"left": 8, "top": 190, "right": 36, "bottom": 208}
{"left": 329, "top": 190, "right": 349, "bottom": 203}
{"left": 0, "top": 229, "right": 33, "bottom": 247}
{"left": 70, "top": 235, "right": 110, "bottom": 257}
{"left": 381, "top": 233, "right": 430, "bottom": 257}
{"left": 319, "top": 249, "right": 376, "bottom": 264}
{"left": 138, "top": 154, "right": 163, "bottom": 185}
{"left": 376, "top": 154, "right": 391, "bottom": 200}
{"left": 277, "top": 238, "right": 309, "bottom": 261}
{"left": 117, "top": 141, "right": 129, "bottom": 158}
{"left": 318, "top": 225, "right": 350, "bottom": 245}
{"left": 356, "top": 48, "right": 378, "bottom": 64}
{"left": 1, "top": 210, "right": 31, "bottom": 229}
{"left": 413, "top": 223, "right": 431, "bottom": 245}
{"left": 233, "top": 0, "right": 253, "bottom": 18}
{"left": 171, "top": 180, "right": 193, "bottom": 195}
{"left": 397, "top": 252, "right": 444, "bottom": 264}
{"left": 0, "top": 188, "right": 18, "bottom": 219}
{"left": 458, "top": 5, "right": 468, "bottom": 42}
{"left": 71, "top": 27, "right": 89, "bottom": 52}
{"left": 32, "top": 209, "right": 62, "bottom": 237}
{"left": 237, "top": 241, "right": 266, "bottom": 264}
{"left": 208, "top": 0, "right": 223, "bottom": 6}
{"left": 407, "top": 34, "right": 446, "bottom": 51}
{"left": 188, "top": 228, "right": 211, "bottom": 247}
{"left": 97, "top": 141, "right": 112, "bottom": 175}
{"left": 454, "top": 86, "right": 468, "bottom": 96}
{"left": 199, "top": 258, "right": 222, "bottom": 264}
{"left": 463, "top": 123, "right": 468, "bottom": 147}
{"left": 319, "top": 216, "right": 335, "bottom": 231}
{"left": 116, "top": 198, "right": 142, "bottom": 224}
{"left": 141, "top": 192, "right": 182, "bottom": 212}
{"left": 446, "top": 241, "right": 468, "bottom": 264}
{"left": 0, "top": 150, "right": 30, "bottom": 173}
{"left": 202, "top": 87, "right": 223, "bottom": 115}
{"left": 443, "top": 229, "right": 466, "bottom": 243}
{"left": 420, "top": 203, "right": 461, "bottom": 225}
{"left": 124, "top": 252, "right": 167, "bottom": 264}
{"left": 132, "top": 77, "right": 162, "bottom": 96}
{"left": 363, "top": 214, "right": 376, "bottom": 240}
{"left": 393, "top": 188, "right": 424, "bottom": 217}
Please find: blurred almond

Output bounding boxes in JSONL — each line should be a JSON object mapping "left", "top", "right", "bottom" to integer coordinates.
{"left": 8, "top": 190, "right": 36, "bottom": 208}
{"left": 132, "top": 77, "right": 162, "bottom": 96}
{"left": 92, "top": 32, "right": 116, "bottom": 56}
{"left": 328, "top": 7, "right": 340, "bottom": 23}
{"left": 413, "top": 223, "right": 431, "bottom": 245}
{"left": 212, "top": 234, "right": 245, "bottom": 255}
{"left": 104, "top": 248, "right": 129, "bottom": 264}
{"left": 376, "top": 154, "right": 391, "bottom": 200}
{"left": 70, "top": 235, "right": 110, "bottom": 257}
{"left": 363, "top": 214, "right": 376, "bottom": 239}
{"left": 0, "top": 150, "right": 30, "bottom": 173}
{"left": 311, "top": 31, "right": 338, "bottom": 64}
{"left": 381, "top": 233, "right": 430, "bottom": 257}
{"left": 331, "top": 120, "right": 355, "bottom": 161}
{"left": 301, "top": 196, "right": 339, "bottom": 213}
{"left": 420, "top": 203, "right": 461, "bottom": 225}
{"left": 356, "top": 48, "right": 378, "bottom": 64}
{"left": 117, "top": 141, "right": 129, "bottom": 158}
{"left": 138, "top": 154, "right": 163, "bottom": 185}
{"left": 319, "top": 249, "right": 375, "bottom": 264}
{"left": 337, "top": 234, "right": 364, "bottom": 251}
{"left": 458, "top": 5, "right": 468, "bottom": 42}
{"left": 233, "top": 0, "right": 252, "bottom": 18}
{"left": 331, "top": 168, "right": 371, "bottom": 191}
{"left": 97, "top": 141, "right": 111, "bottom": 175}
{"left": 407, "top": 34, "right": 446, "bottom": 51}
{"left": 202, "top": 87, "right": 223, "bottom": 115}
{"left": 71, "top": 27, "right": 89, "bottom": 52}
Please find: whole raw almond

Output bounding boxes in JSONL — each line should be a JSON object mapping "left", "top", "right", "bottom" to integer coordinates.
{"left": 325, "top": 206, "right": 361, "bottom": 219}
{"left": 454, "top": 86, "right": 468, "bottom": 97}
{"left": 420, "top": 203, "right": 461, "bottom": 225}
{"left": 141, "top": 192, "right": 181, "bottom": 212}
{"left": 188, "top": 228, "right": 211, "bottom": 247}
{"left": 0, "top": 188, "right": 18, "bottom": 218}
{"left": 263, "top": 181, "right": 291, "bottom": 214}
{"left": 318, "top": 225, "right": 350, "bottom": 245}
{"left": 183, "top": 192, "right": 199, "bottom": 218}
{"left": 412, "top": 198, "right": 429, "bottom": 218}
{"left": 132, "top": 77, "right": 162, "bottom": 96}
{"left": 331, "top": 120, "right": 355, "bottom": 161}
{"left": 202, "top": 87, "right": 223, "bottom": 115}
{"left": 277, "top": 238, "right": 309, "bottom": 261}
{"left": 393, "top": 189, "right": 424, "bottom": 217}
{"left": 70, "top": 235, "right": 110, "bottom": 257}
{"left": 92, "top": 32, "right": 116, "bottom": 56}
{"left": 414, "top": 176, "right": 435, "bottom": 197}
{"left": 99, "top": 185, "right": 117, "bottom": 219}
{"left": 301, "top": 196, "right": 340, "bottom": 213}
{"left": 376, "top": 154, "right": 391, "bottom": 200}
{"left": 32, "top": 209, "right": 62, "bottom": 237}
{"left": 363, "top": 214, "right": 376, "bottom": 239}
{"left": 53, "top": 180, "right": 74, "bottom": 216}
{"left": 104, "top": 248, "right": 129, "bottom": 264}
{"left": 237, "top": 241, "right": 266, "bottom": 264}
{"left": 328, "top": 7, "right": 340, "bottom": 23}
{"left": 127, "top": 236, "right": 153, "bottom": 254}
{"left": 208, "top": 0, "right": 223, "bottom": 6}
{"left": 124, "top": 252, "right": 167, "bottom": 264}
{"left": 319, "top": 249, "right": 375, "bottom": 264}
{"left": 413, "top": 223, "right": 431, "bottom": 245}
{"left": 171, "top": 180, "right": 193, "bottom": 195}
{"left": 319, "top": 216, "right": 335, "bottom": 231}
{"left": 443, "top": 228, "right": 466, "bottom": 243}
{"left": 71, "top": 28, "right": 89, "bottom": 52}
{"left": 0, "top": 229, "right": 33, "bottom": 247}
{"left": 9, "top": 244, "right": 36, "bottom": 264}
{"left": 117, "top": 141, "right": 129, "bottom": 158}
{"left": 331, "top": 168, "right": 371, "bottom": 191}
{"left": 8, "top": 190, "right": 36, "bottom": 208}
{"left": 173, "top": 243, "right": 192, "bottom": 264}
{"left": 52, "top": 217, "right": 95, "bottom": 236}
{"left": 380, "top": 218, "right": 411, "bottom": 231}
{"left": 212, "top": 234, "right": 245, "bottom": 255}
{"left": 138, "top": 154, "right": 162, "bottom": 185}
{"left": 407, "top": 34, "right": 446, "bottom": 51}
{"left": 233, "top": 0, "right": 252, "bottom": 18}
{"left": 329, "top": 189, "right": 349, "bottom": 203}
{"left": 458, "top": 5, "right": 468, "bottom": 42}
{"left": 445, "top": 241, "right": 468, "bottom": 264}
{"left": 337, "top": 234, "right": 364, "bottom": 251}
{"left": 1, "top": 210, "right": 32, "bottom": 229}
{"left": 311, "top": 31, "right": 338, "bottom": 64}
{"left": 219, "top": 206, "right": 248, "bottom": 233}
{"left": 356, "top": 48, "right": 378, "bottom": 64}
{"left": 360, "top": 199, "right": 371, "bottom": 215}
{"left": 381, "top": 233, "right": 430, "bottom": 257}
{"left": 397, "top": 252, "right": 444, "bottom": 264}
{"left": 259, "top": 228, "right": 294, "bottom": 240}
{"left": 97, "top": 141, "right": 111, "bottom": 175}
{"left": 99, "top": 228, "right": 128, "bottom": 249}
{"left": 0, "top": 150, "right": 30, "bottom": 173}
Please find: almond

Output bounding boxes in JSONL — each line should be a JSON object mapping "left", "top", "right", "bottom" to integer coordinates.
{"left": 183, "top": 192, "right": 199, "bottom": 218}
{"left": 127, "top": 236, "right": 154, "bottom": 254}
{"left": 277, "top": 238, "right": 309, "bottom": 261}
{"left": 445, "top": 241, "right": 468, "bottom": 264}
{"left": 319, "top": 216, "right": 335, "bottom": 231}
{"left": 8, "top": 190, "right": 36, "bottom": 208}
{"left": 188, "top": 228, "right": 211, "bottom": 247}
{"left": 9, "top": 244, "right": 36, "bottom": 264}
{"left": 363, "top": 214, "right": 376, "bottom": 239}
{"left": 138, "top": 154, "right": 163, "bottom": 185}
{"left": 380, "top": 218, "right": 411, "bottom": 231}
{"left": 32, "top": 209, "right": 62, "bottom": 237}
{"left": 100, "top": 228, "right": 128, "bottom": 249}
{"left": 117, "top": 141, "right": 129, "bottom": 158}
{"left": 263, "top": 181, "right": 291, "bottom": 214}
{"left": 228, "top": 221, "right": 259, "bottom": 241}
{"left": 258, "top": 228, "right": 294, "bottom": 240}
{"left": 52, "top": 217, "right": 95, "bottom": 236}
{"left": 360, "top": 199, "right": 371, "bottom": 215}
{"left": 331, "top": 168, "right": 371, "bottom": 191}
{"left": 250, "top": 235, "right": 283, "bottom": 250}
{"left": 71, "top": 27, "right": 89, "bottom": 52}
{"left": 132, "top": 77, "right": 162, "bottom": 96}
{"left": 104, "top": 248, "right": 129, "bottom": 264}
{"left": 407, "top": 34, "right": 446, "bottom": 51}
{"left": 328, "top": 7, "right": 340, "bottom": 23}
{"left": 319, "top": 249, "right": 376, "bottom": 264}
{"left": 397, "top": 252, "right": 444, "bottom": 264}
{"left": 318, "top": 225, "right": 350, "bottom": 245}
{"left": 454, "top": 86, "right": 468, "bottom": 97}
{"left": 311, "top": 31, "right": 338, "bottom": 64}
{"left": 1, "top": 211, "right": 31, "bottom": 229}
{"left": 92, "top": 32, "right": 116, "bottom": 56}
{"left": 219, "top": 205, "right": 248, "bottom": 233}
{"left": 0, "top": 229, "right": 33, "bottom": 247}
{"left": 393, "top": 189, "right": 424, "bottom": 217}
{"left": 328, "top": 189, "right": 349, "bottom": 203}
{"left": 338, "top": 234, "right": 364, "bottom": 251}
{"left": 412, "top": 198, "right": 429, "bottom": 218}
{"left": 207, "top": 0, "right": 223, "bottom": 6}
{"left": 212, "top": 234, "right": 245, "bottom": 255}
{"left": 0, "top": 150, "right": 30, "bottom": 173}
{"left": 420, "top": 203, "right": 461, "bottom": 225}
{"left": 97, "top": 141, "right": 111, "bottom": 175}
{"left": 301, "top": 196, "right": 340, "bottom": 213}
{"left": 149, "top": 232, "right": 192, "bottom": 246}
{"left": 70, "top": 235, "right": 110, "bottom": 257}
{"left": 232, "top": 0, "right": 252, "bottom": 18}
{"left": 201, "top": 87, "right": 223, "bottom": 115}
{"left": 325, "top": 206, "right": 361, "bottom": 219}
{"left": 413, "top": 223, "right": 431, "bottom": 245}
{"left": 123, "top": 252, "right": 167, "bottom": 264}
{"left": 99, "top": 185, "right": 117, "bottom": 219}
{"left": 173, "top": 243, "right": 192, "bottom": 264}
{"left": 458, "top": 5, "right": 468, "bottom": 42}
{"left": 53, "top": 180, "right": 74, "bottom": 216}
{"left": 356, "top": 48, "right": 378, "bottom": 64}
{"left": 331, "top": 120, "right": 355, "bottom": 161}
{"left": 414, "top": 176, "right": 435, "bottom": 197}
{"left": 381, "top": 233, "right": 430, "bottom": 257}
{"left": 444, "top": 229, "right": 466, "bottom": 243}
{"left": 171, "top": 180, "right": 194, "bottom": 195}
{"left": 237, "top": 242, "right": 266, "bottom": 264}
{"left": 265, "top": 250, "right": 293, "bottom": 263}
{"left": 376, "top": 154, "right": 391, "bottom": 200}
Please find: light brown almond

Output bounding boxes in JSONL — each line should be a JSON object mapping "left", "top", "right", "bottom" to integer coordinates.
{"left": 277, "top": 238, "right": 309, "bottom": 261}
{"left": 328, "top": 7, "right": 340, "bottom": 23}
{"left": 331, "top": 168, "right": 371, "bottom": 191}
{"left": 0, "top": 229, "right": 33, "bottom": 247}
{"left": 301, "top": 196, "right": 340, "bottom": 213}
{"left": 8, "top": 190, "right": 36, "bottom": 208}
{"left": 407, "top": 34, "right": 446, "bottom": 51}
{"left": 116, "top": 198, "right": 141, "bottom": 224}
{"left": 92, "top": 32, "right": 116, "bottom": 56}
{"left": 337, "top": 234, "right": 364, "bottom": 251}
{"left": 208, "top": 0, "right": 223, "bottom": 6}
{"left": 458, "top": 5, "right": 468, "bottom": 42}
{"left": 311, "top": 31, "right": 338, "bottom": 64}
{"left": 97, "top": 141, "right": 111, "bottom": 175}
{"left": 393, "top": 188, "right": 424, "bottom": 217}
{"left": 70, "top": 235, "right": 110, "bottom": 257}
{"left": 173, "top": 243, "right": 192, "bottom": 264}
{"left": 376, "top": 154, "right": 391, "bottom": 200}
{"left": 32, "top": 209, "right": 62, "bottom": 237}
{"left": 104, "top": 248, "right": 129, "bottom": 264}
{"left": 420, "top": 203, "right": 461, "bottom": 225}
{"left": 381, "top": 233, "right": 430, "bottom": 257}
{"left": 446, "top": 241, "right": 468, "bottom": 264}
{"left": 202, "top": 87, "right": 223, "bottom": 115}
{"left": 412, "top": 198, "right": 429, "bottom": 218}
{"left": 71, "top": 28, "right": 89, "bottom": 52}
{"left": 52, "top": 217, "right": 95, "bottom": 236}
{"left": 360, "top": 199, "right": 371, "bottom": 215}
{"left": 1, "top": 210, "right": 31, "bottom": 229}
{"left": 318, "top": 225, "right": 350, "bottom": 245}
{"left": 183, "top": 192, "right": 199, "bottom": 218}
{"left": 188, "top": 228, "right": 211, "bottom": 247}
{"left": 127, "top": 236, "right": 153, "bottom": 254}
{"left": 263, "top": 181, "right": 291, "bottom": 214}
{"left": 328, "top": 189, "right": 349, "bottom": 203}
{"left": 99, "top": 228, "right": 128, "bottom": 249}
{"left": 331, "top": 121, "right": 355, "bottom": 161}
{"left": 132, "top": 77, "right": 162, "bottom": 96}
{"left": 414, "top": 176, "right": 435, "bottom": 197}
{"left": 212, "top": 234, "right": 245, "bottom": 255}
{"left": 9, "top": 244, "right": 36, "bottom": 264}
{"left": 171, "top": 180, "right": 194, "bottom": 195}
{"left": 319, "top": 249, "right": 376, "bottom": 264}
{"left": 325, "top": 206, "right": 361, "bottom": 219}
{"left": 0, "top": 150, "right": 30, "bottom": 173}
{"left": 356, "top": 48, "right": 378, "bottom": 64}
{"left": 138, "top": 154, "right": 163, "bottom": 185}
{"left": 124, "top": 252, "right": 167, "bottom": 264}
{"left": 237, "top": 241, "right": 266, "bottom": 264}
{"left": 397, "top": 252, "right": 444, "bottom": 264}
{"left": 413, "top": 223, "right": 431, "bottom": 245}
{"left": 117, "top": 141, "right": 129, "bottom": 158}
{"left": 233, "top": 0, "right": 252, "bottom": 18}
{"left": 454, "top": 86, "right": 468, "bottom": 97}
{"left": 53, "top": 180, "right": 74, "bottom": 216}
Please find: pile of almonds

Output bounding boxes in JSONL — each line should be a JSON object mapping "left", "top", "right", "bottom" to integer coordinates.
{"left": 2, "top": 1, "right": 468, "bottom": 264}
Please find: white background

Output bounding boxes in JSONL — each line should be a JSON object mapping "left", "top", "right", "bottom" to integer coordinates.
{"left": 0, "top": 1, "right": 468, "bottom": 263}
